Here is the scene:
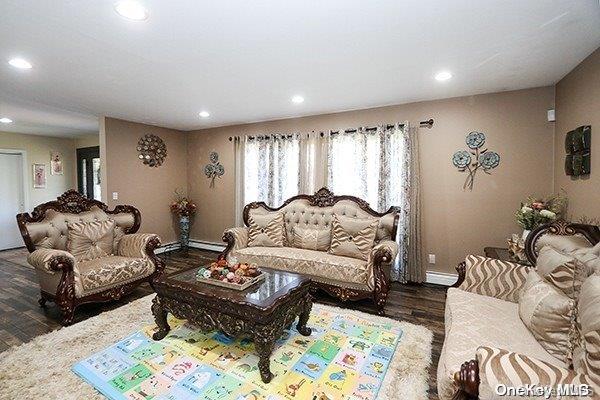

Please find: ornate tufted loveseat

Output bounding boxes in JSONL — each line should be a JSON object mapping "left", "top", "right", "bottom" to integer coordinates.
{"left": 441, "top": 221, "right": 600, "bottom": 400}
{"left": 16, "top": 190, "right": 164, "bottom": 325}
{"left": 220, "top": 188, "right": 399, "bottom": 313}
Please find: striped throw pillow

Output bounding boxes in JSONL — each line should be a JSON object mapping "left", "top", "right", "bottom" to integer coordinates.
{"left": 476, "top": 346, "right": 591, "bottom": 400}
{"left": 329, "top": 215, "right": 378, "bottom": 261}
{"left": 247, "top": 212, "right": 285, "bottom": 247}
{"left": 459, "top": 255, "right": 530, "bottom": 302}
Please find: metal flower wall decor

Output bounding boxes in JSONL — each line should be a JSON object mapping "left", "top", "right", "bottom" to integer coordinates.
{"left": 204, "top": 151, "right": 224, "bottom": 188}
{"left": 452, "top": 131, "right": 500, "bottom": 190}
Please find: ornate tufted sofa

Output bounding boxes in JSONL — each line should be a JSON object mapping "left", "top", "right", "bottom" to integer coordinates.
{"left": 441, "top": 221, "right": 600, "bottom": 400}
{"left": 16, "top": 190, "right": 164, "bottom": 325}
{"left": 220, "top": 188, "right": 399, "bottom": 313}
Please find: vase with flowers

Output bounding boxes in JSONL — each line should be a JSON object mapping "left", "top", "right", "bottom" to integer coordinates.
{"left": 170, "top": 189, "right": 197, "bottom": 250}
{"left": 515, "top": 192, "right": 567, "bottom": 240}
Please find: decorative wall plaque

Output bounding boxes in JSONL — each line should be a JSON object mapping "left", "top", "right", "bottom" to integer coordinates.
{"left": 565, "top": 125, "right": 591, "bottom": 177}
{"left": 137, "top": 134, "right": 167, "bottom": 167}
{"left": 204, "top": 151, "right": 224, "bottom": 187}
{"left": 452, "top": 131, "right": 500, "bottom": 190}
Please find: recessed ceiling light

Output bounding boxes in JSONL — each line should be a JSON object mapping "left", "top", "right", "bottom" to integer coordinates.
{"left": 0, "top": 117, "right": 13, "bottom": 124}
{"left": 8, "top": 58, "right": 32, "bottom": 69}
{"left": 114, "top": 1, "right": 149, "bottom": 21}
{"left": 435, "top": 71, "right": 452, "bottom": 81}
{"left": 291, "top": 95, "right": 304, "bottom": 104}
{"left": 199, "top": 111, "right": 210, "bottom": 118}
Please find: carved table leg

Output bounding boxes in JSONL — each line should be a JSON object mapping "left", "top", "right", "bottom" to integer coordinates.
{"left": 151, "top": 296, "right": 170, "bottom": 341}
{"left": 254, "top": 338, "right": 275, "bottom": 383}
{"left": 296, "top": 295, "right": 312, "bottom": 336}
{"left": 38, "top": 294, "right": 47, "bottom": 308}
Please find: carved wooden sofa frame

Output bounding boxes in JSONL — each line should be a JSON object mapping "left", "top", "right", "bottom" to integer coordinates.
{"left": 16, "top": 190, "right": 165, "bottom": 325}
{"left": 450, "top": 220, "right": 600, "bottom": 399}
{"left": 220, "top": 187, "right": 400, "bottom": 314}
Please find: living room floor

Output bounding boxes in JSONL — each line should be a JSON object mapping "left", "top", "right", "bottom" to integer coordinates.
{"left": 0, "top": 247, "right": 447, "bottom": 399}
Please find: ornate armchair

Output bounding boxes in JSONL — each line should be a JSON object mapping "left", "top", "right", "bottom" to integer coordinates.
{"left": 16, "top": 190, "right": 164, "bottom": 325}
{"left": 220, "top": 188, "right": 399, "bottom": 313}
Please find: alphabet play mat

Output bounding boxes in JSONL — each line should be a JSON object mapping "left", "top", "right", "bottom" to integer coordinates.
{"left": 72, "top": 307, "right": 402, "bottom": 400}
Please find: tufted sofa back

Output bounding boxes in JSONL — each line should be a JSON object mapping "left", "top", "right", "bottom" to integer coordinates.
{"left": 22, "top": 206, "right": 136, "bottom": 251}
{"left": 245, "top": 196, "right": 398, "bottom": 246}
{"left": 16, "top": 190, "right": 141, "bottom": 253}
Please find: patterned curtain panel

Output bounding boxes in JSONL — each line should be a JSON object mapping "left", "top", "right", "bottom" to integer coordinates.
{"left": 326, "top": 123, "right": 423, "bottom": 283}
{"left": 243, "top": 134, "right": 301, "bottom": 207}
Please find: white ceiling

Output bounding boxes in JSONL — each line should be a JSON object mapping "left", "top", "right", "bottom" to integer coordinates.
{"left": 0, "top": 0, "right": 599, "bottom": 136}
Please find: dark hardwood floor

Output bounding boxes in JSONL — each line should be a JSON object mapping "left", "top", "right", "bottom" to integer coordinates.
{"left": 0, "top": 247, "right": 448, "bottom": 399}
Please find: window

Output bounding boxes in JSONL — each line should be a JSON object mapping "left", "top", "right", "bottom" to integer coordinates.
{"left": 244, "top": 135, "right": 300, "bottom": 206}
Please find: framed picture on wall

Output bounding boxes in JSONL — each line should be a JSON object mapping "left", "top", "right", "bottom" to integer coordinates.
{"left": 50, "top": 151, "right": 63, "bottom": 175}
{"left": 33, "top": 163, "right": 47, "bottom": 189}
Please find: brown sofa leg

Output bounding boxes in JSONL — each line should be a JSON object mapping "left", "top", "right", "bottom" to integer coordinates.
{"left": 59, "top": 303, "right": 76, "bottom": 325}
{"left": 374, "top": 292, "right": 387, "bottom": 315}
{"left": 38, "top": 291, "right": 48, "bottom": 308}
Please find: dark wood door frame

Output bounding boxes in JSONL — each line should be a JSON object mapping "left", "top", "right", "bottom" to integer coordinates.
{"left": 76, "top": 146, "right": 100, "bottom": 199}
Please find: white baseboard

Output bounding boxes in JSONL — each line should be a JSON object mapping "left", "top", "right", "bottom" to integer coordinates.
{"left": 426, "top": 271, "right": 458, "bottom": 286}
{"left": 154, "top": 242, "right": 180, "bottom": 254}
{"left": 189, "top": 240, "right": 226, "bottom": 252}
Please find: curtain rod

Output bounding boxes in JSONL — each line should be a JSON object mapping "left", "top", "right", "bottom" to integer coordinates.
{"left": 228, "top": 118, "right": 433, "bottom": 141}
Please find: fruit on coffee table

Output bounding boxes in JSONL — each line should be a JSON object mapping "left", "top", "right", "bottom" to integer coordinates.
{"left": 197, "top": 261, "right": 260, "bottom": 284}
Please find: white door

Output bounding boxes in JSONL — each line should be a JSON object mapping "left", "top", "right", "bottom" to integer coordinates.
{"left": 0, "top": 152, "right": 25, "bottom": 250}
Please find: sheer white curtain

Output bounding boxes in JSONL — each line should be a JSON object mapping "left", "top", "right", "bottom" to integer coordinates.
{"left": 243, "top": 134, "right": 301, "bottom": 207}
{"left": 325, "top": 123, "right": 422, "bottom": 283}
{"left": 326, "top": 124, "right": 405, "bottom": 212}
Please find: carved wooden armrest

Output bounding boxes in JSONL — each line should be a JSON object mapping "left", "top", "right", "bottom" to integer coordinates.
{"left": 454, "top": 359, "right": 480, "bottom": 398}
{"left": 452, "top": 255, "right": 530, "bottom": 302}
{"left": 220, "top": 227, "right": 249, "bottom": 260}
{"left": 27, "top": 248, "right": 76, "bottom": 274}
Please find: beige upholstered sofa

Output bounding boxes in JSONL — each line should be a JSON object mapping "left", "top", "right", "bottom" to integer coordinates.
{"left": 16, "top": 190, "right": 164, "bottom": 325}
{"left": 440, "top": 221, "right": 600, "bottom": 400}
{"left": 220, "top": 188, "right": 399, "bottom": 313}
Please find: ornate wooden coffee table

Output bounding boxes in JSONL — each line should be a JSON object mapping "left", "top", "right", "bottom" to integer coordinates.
{"left": 151, "top": 266, "right": 312, "bottom": 383}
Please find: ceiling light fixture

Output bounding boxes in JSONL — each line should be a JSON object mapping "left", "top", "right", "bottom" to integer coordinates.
{"left": 0, "top": 117, "right": 13, "bottom": 124}
{"left": 199, "top": 111, "right": 210, "bottom": 118}
{"left": 291, "top": 95, "right": 304, "bottom": 104}
{"left": 114, "top": 1, "right": 149, "bottom": 21}
{"left": 435, "top": 71, "right": 452, "bottom": 82}
{"left": 8, "top": 58, "right": 32, "bottom": 69}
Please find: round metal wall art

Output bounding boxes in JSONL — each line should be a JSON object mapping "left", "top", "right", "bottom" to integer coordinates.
{"left": 452, "top": 131, "right": 500, "bottom": 190}
{"left": 137, "top": 134, "right": 167, "bottom": 167}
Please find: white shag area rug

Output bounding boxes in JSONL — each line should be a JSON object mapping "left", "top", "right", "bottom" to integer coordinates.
{"left": 0, "top": 295, "right": 433, "bottom": 400}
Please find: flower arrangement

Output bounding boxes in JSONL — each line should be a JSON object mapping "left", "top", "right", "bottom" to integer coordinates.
{"left": 170, "top": 189, "right": 197, "bottom": 216}
{"left": 515, "top": 192, "right": 567, "bottom": 231}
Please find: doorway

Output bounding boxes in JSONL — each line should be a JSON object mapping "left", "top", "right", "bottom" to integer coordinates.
{"left": 77, "top": 146, "right": 101, "bottom": 200}
{"left": 0, "top": 151, "right": 26, "bottom": 250}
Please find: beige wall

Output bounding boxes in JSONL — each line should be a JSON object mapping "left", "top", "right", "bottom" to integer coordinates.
{"left": 75, "top": 134, "right": 99, "bottom": 149}
{"left": 554, "top": 48, "right": 600, "bottom": 221}
{"left": 101, "top": 117, "right": 188, "bottom": 243}
{"left": 186, "top": 86, "right": 556, "bottom": 274}
{"left": 0, "top": 131, "right": 77, "bottom": 210}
